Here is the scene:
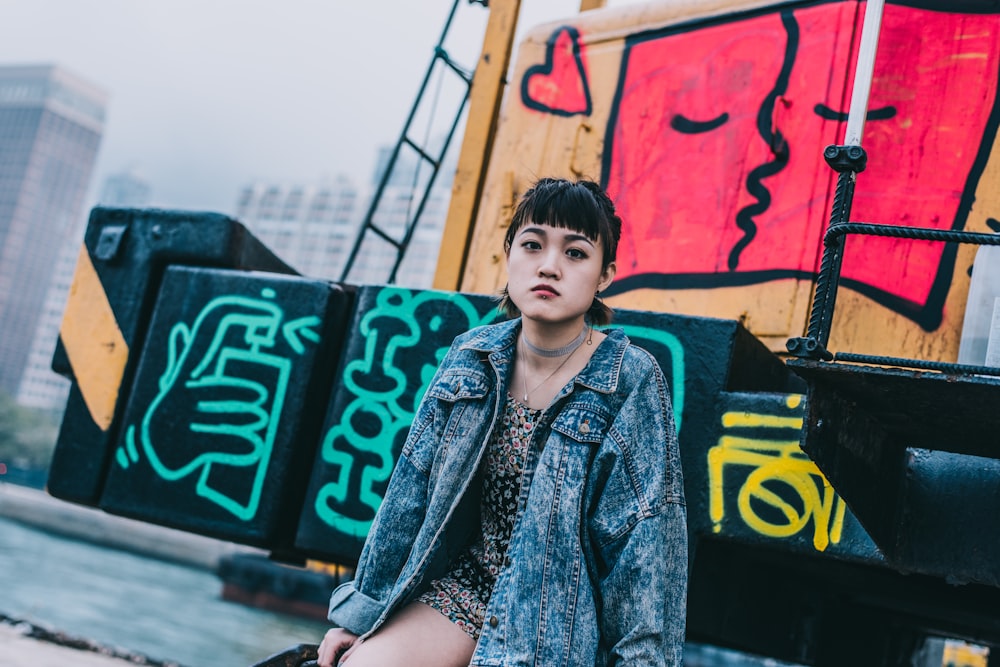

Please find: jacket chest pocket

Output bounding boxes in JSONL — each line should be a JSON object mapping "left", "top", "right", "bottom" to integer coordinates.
{"left": 537, "top": 404, "right": 609, "bottom": 482}
{"left": 426, "top": 370, "right": 491, "bottom": 404}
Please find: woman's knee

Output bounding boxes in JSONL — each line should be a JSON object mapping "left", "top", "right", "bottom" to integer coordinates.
{"left": 339, "top": 603, "right": 475, "bottom": 667}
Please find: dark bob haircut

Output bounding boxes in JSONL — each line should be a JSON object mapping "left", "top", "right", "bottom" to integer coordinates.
{"left": 499, "top": 177, "right": 622, "bottom": 325}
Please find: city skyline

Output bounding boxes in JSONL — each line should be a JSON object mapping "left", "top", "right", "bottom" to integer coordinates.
{"left": 0, "top": 0, "right": 599, "bottom": 217}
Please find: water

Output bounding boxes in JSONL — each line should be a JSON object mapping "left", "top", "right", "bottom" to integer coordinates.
{"left": 1, "top": 517, "right": 977, "bottom": 667}
{"left": 0, "top": 516, "right": 330, "bottom": 667}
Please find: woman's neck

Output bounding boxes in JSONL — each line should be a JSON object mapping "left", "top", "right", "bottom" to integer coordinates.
{"left": 519, "top": 318, "right": 588, "bottom": 354}
{"left": 513, "top": 319, "right": 606, "bottom": 409}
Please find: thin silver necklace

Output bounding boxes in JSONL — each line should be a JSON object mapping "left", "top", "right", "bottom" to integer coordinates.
{"left": 521, "top": 325, "right": 588, "bottom": 358}
{"left": 519, "top": 329, "right": 588, "bottom": 403}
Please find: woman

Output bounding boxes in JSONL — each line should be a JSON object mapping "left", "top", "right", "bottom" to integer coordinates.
{"left": 318, "top": 178, "right": 687, "bottom": 666}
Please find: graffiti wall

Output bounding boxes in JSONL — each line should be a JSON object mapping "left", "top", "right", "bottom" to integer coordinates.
{"left": 295, "top": 286, "right": 501, "bottom": 563}
{"left": 459, "top": 0, "right": 1000, "bottom": 360}
{"left": 702, "top": 391, "right": 876, "bottom": 557}
{"left": 50, "top": 209, "right": 879, "bottom": 568}
{"left": 102, "top": 266, "right": 350, "bottom": 547}
{"left": 49, "top": 209, "right": 876, "bottom": 565}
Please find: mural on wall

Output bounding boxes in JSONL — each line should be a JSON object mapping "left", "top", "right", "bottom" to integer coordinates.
{"left": 117, "top": 290, "right": 318, "bottom": 520}
{"left": 519, "top": 2, "right": 1000, "bottom": 332}
{"left": 521, "top": 26, "right": 593, "bottom": 117}
{"left": 708, "top": 393, "right": 847, "bottom": 552}
{"left": 302, "top": 287, "right": 500, "bottom": 558}
{"left": 100, "top": 266, "right": 346, "bottom": 546}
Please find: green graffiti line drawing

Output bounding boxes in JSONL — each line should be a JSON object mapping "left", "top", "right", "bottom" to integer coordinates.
{"left": 117, "top": 288, "right": 320, "bottom": 521}
{"left": 315, "top": 298, "right": 685, "bottom": 539}
{"left": 610, "top": 324, "right": 685, "bottom": 433}
{"left": 316, "top": 288, "right": 498, "bottom": 538}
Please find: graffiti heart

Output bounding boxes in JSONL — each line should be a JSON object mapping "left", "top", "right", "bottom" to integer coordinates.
{"left": 521, "top": 25, "right": 593, "bottom": 118}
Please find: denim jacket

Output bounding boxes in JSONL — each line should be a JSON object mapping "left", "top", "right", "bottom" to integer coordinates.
{"left": 328, "top": 318, "right": 687, "bottom": 666}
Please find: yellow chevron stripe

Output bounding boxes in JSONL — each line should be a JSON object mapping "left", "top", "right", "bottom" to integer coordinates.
{"left": 59, "top": 245, "right": 129, "bottom": 431}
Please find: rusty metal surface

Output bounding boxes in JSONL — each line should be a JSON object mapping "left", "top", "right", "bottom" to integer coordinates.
{"left": 788, "top": 358, "right": 1000, "bottom": 588}
{"left": 788, "top": 359, "right": 1000, "bottom": 458}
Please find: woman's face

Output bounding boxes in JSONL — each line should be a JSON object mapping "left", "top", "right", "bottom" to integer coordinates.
{"left": 506, "top": 222, "right": 616, "bottom": 326}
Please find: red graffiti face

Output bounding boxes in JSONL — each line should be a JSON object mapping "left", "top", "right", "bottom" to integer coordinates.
{"left": 601, "top": 2, "right": 1000, "bottom": 328}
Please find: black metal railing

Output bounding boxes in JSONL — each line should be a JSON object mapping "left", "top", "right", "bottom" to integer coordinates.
{"left": 786, "top": 144, "right": 1000, "bottom": 374}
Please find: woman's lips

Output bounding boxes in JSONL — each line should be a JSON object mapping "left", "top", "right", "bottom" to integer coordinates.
{"left": 532, "top": 285, "right": 559, "bottom": 298}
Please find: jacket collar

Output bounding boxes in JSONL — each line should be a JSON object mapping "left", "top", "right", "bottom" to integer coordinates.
{"left": 460, "top": 318, "right": 629, "bottom": 395}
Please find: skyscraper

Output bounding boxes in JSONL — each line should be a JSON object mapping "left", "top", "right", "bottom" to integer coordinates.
{"left": 0, "top": 64, "right": 107, "bottom": 399}
{"left": 235, "top": 174, "right": 452, "bottom": 289}
{"left": 235, "top": 176, "right": 362, "bottom": 282}
{"left": 17, "top": 167, "right": 146, "bottom": 411}
{"left": 99, "top": 167, "right": 151, "bottom": 208}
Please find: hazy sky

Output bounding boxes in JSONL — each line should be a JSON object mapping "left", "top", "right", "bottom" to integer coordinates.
{"left": 0, "top": 0, "right": 622, "bottom": 216}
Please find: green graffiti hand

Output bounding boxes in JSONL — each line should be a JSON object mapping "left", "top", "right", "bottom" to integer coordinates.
{"left": 118, "top": 288, "right": 318, "bottom": 521}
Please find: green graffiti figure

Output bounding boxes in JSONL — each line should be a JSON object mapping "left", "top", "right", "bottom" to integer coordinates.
{"left": 316, "top": 288, "right": 496, "bottom": 538}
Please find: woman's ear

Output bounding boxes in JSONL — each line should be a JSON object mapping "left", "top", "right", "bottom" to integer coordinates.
{"left": 598, "top": 261, "right": 617, "bottom": 293}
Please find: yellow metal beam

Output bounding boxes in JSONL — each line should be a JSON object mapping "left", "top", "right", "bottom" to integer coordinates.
{"left": 579, "top": 0, "right": 607, "bottom": 10}
{"left": 433, "top": 0, "right": 522, "bottom": 292}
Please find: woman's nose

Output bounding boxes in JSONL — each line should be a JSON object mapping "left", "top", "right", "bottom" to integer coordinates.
{"left": 538, "top": 251, "right": 560, "bottom": 277}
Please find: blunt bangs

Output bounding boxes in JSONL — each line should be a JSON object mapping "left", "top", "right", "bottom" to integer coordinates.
{"left": 504, "top": 178, "right": 620, "bottom": 269}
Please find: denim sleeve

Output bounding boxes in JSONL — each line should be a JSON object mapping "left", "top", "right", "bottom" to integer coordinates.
{"left": 592, "top": 357, "right": 688, "bottom": 666}
{"left": 598, "top": 503, "right": 688, "bottom": 665}
{"left": 326, "top": 451, "right": 431, "bottom": 635}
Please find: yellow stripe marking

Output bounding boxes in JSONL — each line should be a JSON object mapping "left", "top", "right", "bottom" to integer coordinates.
{"left": 59, "top": 245, "right": 129, "bottom": 431}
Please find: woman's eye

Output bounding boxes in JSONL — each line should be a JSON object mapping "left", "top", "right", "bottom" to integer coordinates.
{"left": 567, "top": 248, "right": 588, "bottom": 260}
{"left": 522, "top": 240, "right": 541, "bottom": 250}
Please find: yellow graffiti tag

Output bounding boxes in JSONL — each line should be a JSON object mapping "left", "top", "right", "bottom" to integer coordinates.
{"left": 708, "top": 395, "right": 845, "bottom": 551}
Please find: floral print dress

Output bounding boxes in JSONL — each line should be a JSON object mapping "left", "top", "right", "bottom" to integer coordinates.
{"left": 417, "top": 393, "right": 540, "bottom": 641}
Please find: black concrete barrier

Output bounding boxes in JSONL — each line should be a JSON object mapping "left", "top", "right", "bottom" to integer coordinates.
{"left": 49, "top": 208, "right": 295, "bottom": 506}
{"left": 99, "top": 266, "right": 352, "bottom": 550}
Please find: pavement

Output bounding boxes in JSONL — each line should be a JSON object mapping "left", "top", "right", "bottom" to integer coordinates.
{"left": 0, "top": 620, "right": 180, "bottom": 667}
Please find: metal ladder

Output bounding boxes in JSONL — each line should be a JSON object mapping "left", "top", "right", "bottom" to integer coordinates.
{"left": 339, "top": 0, "right": 486, "bottom": 285}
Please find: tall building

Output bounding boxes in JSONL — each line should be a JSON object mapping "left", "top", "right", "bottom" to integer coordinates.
{"left": 235, "top": 174, "right": 452, "bottom": 289}
{"left": 0, "top": 64, "right": 107, "bottom": 401}
{"left": 17, "top": 166, "right": 147, "bottom": 411}
{"left": 343, "top": 181, "right": 452, "bottom": 288}
{"left": 235, "top": 176, "right": 362, "bottom": 282}
{"left": 99, "top": 167, "right": 151, "bottom": 207}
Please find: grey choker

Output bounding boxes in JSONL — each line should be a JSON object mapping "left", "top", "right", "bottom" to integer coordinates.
{"left": 522, "top": 326, "right": 588, "bottom": 358}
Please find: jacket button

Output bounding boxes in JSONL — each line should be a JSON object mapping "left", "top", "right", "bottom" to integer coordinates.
{"left": 489, "top": 616, "right": 499, "bottom": 627}
{"left": 579, "top": 420, "right": 591, "bottom": 434}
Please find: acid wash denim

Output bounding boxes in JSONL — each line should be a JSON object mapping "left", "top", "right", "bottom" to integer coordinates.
{"left": 328, "top": 318, "right": 688, "bottom": 666}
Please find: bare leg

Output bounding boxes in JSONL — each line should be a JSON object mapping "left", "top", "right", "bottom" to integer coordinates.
{"left": 338, "top": 602, "right": 476, "bottom": 667}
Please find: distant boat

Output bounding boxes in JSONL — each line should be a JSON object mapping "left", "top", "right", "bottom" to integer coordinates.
{"left": 217, "top": 553, "right": 352, "bottom": 622}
